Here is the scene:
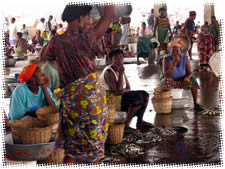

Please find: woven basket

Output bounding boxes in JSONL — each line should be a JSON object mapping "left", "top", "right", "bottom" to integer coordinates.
{"left": 154, "top": 92, "right": 171, "bottom": 99}
{"left": 154, "top": 87, "right": 171, "bottom": 94}
{"left": 107, "top": 123, "right": 125, "bottom": 145}
{"left": 154, "top": 87, "right": 171, "bottom": 99}
{"left": 36, "top": 106, "right": 59, "bottom": 124}
{"left": 4, "top": 68, "right": 10, "bottom": 76}
{"left": 152, "top": 96, "right": 173, "bottom": 114}
{"left": 40, "top": 148, "right": 65, "bottom": 164}
{"left": 107, "top": 103, "right": 116, "bottom": 124}
{"left": 10, "top": 118, "right": 52, "bottom": 144}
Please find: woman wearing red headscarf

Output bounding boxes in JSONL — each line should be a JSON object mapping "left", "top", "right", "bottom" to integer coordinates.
{"left": 8, "top": 64, "right": 58, "bottom": 121}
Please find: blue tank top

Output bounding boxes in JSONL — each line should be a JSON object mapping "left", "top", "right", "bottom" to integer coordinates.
{"left": 167, "top": 54, "right": 187, "bottom": 81}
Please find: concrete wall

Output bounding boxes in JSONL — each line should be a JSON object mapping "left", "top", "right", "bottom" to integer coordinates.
{"left": 204, "top": 3, "right": 215, "bottom": 25}
{"left": 154, "top": 3, "right": 167, "bottom": 18}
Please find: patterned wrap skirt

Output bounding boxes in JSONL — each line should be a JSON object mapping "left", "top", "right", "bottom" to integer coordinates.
{"left": 55, "top": 73, "right": 109, "bottom": 163}
{"left": 160, "top": 75, "right": 200, "bottom": 89}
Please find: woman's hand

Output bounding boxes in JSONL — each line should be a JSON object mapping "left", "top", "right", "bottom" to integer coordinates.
{"left": 183, "top": 77, "right": 190, "bottom": 83}
{"left": 41, "top": 76, "right": 50, "bottom": 89}
{"left": 118, "top": 64, "right": 125, "bottom": 73}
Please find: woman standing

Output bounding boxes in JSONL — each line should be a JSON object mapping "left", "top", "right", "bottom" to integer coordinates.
{"left": 197, "top": 25, "right": 214, "bottom": 72}
{"left": 209, "top": 16, "right": 220, "bottom": 52}
{"left": 153, "top": 7, "right": 172, "bottom": 55}
{"left": 44, "top": 4, "right": 115, "bottom": 164}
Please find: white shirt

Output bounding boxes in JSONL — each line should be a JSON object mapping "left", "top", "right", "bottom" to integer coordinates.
{"left": 100, "top": 65, "right": 126, "bottom": 90}
{"left": 139, "top": 28, "right": 151, "bottom": 37}
{"left": 120, "top": 24, "right": 130, "bottom": 45}
{"left": 37, "top": 22, "right": 47, "bottom": 31}
{"left": 9, "top": 23, "right": 17, "bottom": 40}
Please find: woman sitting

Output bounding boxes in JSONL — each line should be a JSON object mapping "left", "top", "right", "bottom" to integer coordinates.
{"left": 32, "top": 30, "right": 44, "bottom": 53}
{"left": 14, "top": 32, "right": 28, "bottom": 57}
{"left": 161, "top": 39, "right": 203, "bottom": 111}
{"left": 8, "top": 64, "right": 58, "bottom": 121}
{"left": 137, "top": 22, "right": 157, "bottom": 65}
{"left": 100, "top": 49, "right": 151, "bottom": 132}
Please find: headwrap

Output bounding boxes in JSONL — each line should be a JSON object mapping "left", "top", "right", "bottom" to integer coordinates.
{"left": 17, "top": 64, "right": 38, "bottom": 83}
{"left": 189, "top": 11, "right": 196, "bottom": 16}
{"left": 168, "top": 38, "right": 186, "bottom": 49}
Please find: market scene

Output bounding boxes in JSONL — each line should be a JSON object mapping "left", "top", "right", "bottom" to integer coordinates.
{"left": 0, "top": 0, "right": 223, "bottom": 166}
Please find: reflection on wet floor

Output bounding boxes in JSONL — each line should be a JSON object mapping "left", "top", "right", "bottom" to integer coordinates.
{"left": 99, "top": 60, "right": 221, "bottom": 164}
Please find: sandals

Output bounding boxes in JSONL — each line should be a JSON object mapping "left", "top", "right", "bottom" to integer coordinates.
{"left": 194, "top": 104, "right": 204, "bottom": 111}
{"left": 124, "top": 127, "right": 136, "bottom": 134}
{"left": 137, "top": 121, "right": 154, "bottom": 130}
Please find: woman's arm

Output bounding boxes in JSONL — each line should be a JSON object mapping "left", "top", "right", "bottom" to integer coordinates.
{"left": 104, "top": 69, "right": 121, "bottom": 95}
{"left": 185, "top": 56, "right": 192, "bottom": 80}
{"left": 164, "top": 57, "right": 177, "bottom": 78}
{"left": 41, "top": 76, "right": 57, "bottom": 106}
{"left": 93, "top": 5, "right": 116, "bottom": 40}
{"left": 121, "top": 74, "right": 131, "bottom": 93}
{"left": 153, "top": 17, "right": 158, "bottom": 37}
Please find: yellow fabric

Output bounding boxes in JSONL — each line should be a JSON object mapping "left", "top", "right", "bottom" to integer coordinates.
{"left": 106, "top": 90, "right": 122, "bottom": 111}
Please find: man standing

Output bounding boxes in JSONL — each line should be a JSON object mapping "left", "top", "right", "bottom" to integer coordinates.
{"left": 183, "top": 11, "right": 197, "bottom": 60}
{"left": 9, "top": 17, "right": 17, "bottom": 46}
{"left": 47, "top": 15, "right": 53, "bottom": 31}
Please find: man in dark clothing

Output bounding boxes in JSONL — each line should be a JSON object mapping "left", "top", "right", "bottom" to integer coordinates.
{"left": 183, "top": 11, "right": 197, "bottom": 60}
{"left": 47, "top": 15, "right": 53, "bottom": 31}
{"left": 173, "top": 21, "right": 181, "bottom": 34}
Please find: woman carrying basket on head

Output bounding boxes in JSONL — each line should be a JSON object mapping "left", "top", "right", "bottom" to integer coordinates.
{"left": 44, "top": 3, "right": 116, "bottom": 164}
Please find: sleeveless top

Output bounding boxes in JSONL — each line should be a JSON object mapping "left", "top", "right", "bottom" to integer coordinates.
{"left": 158, "top": 17, "right": 169, "bottom": 28}
{"left": 167, "top": 54, "right": 187, "bottom": 80}
{"left": 100, "top": 65, "right": 126, "bottom": 90}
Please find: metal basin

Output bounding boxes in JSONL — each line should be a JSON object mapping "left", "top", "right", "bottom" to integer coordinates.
{"left": 114, "top": 111, "right": 127, "bottom": 123}
{"left": 5, "top": 58, "right": 16, "bottom": 67}
{"left": 5, "top": 133, "right": 56, "bottom": 161}
{"left": 8, "top": 83, "right": 22, "bottom": 93}
{"left": 97, "top": 4, "right": 132, "bottom": 21}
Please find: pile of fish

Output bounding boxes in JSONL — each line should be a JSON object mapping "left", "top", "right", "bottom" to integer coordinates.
{"left": 105, "top": 126, "right": 177, "bottom": 159}
{"left": 198, "top": 106, "right": 220, "bottom": 116}
{"left": 99, "top": 156, "right": 121, "bottom": 164}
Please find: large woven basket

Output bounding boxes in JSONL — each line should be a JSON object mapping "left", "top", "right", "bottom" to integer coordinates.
{"left": 154, "top": 87, "right": 171, "bottom": 99}
{"left": 36, "top": 106, "right": 59, "bottom": 124}
{"left": 10, "top": 118, "right": 53, "bottom": 144}
{"left": 107, "top": 123, "right": 125, "bottom": 145}
{"left": 40, "top": 148, "right": 65, "bottom": 164}
{"left": 107, "top": 103, "right": 116, "bottom": 124}
{"left": 152, "top": 96, "right": 173, "bottom": 114}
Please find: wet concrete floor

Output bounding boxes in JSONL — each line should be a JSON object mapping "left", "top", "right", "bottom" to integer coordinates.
{"left": 97, "top": 58, "right": 221, "bottom": 165}
{"left": 4, "top": 47, "right": 222, "bottom": 165}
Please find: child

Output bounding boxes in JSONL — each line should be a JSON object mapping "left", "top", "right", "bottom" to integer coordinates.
{"left": 153, "top": 7, "right": 172, "bottom": 55}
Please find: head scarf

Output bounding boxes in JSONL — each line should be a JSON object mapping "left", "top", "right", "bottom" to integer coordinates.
{"left": 168, "top": 38, "right": 186, "bottom": 49}
{"left": 17, "top": 64, "right": 38, "bottom": 83}
{"left": 189, "top": 11, "right": 196, "bottom": 16}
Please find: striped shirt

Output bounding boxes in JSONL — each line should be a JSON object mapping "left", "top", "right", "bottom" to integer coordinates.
{"left": 158, "top": 17, "right": 169, "bottom": 28}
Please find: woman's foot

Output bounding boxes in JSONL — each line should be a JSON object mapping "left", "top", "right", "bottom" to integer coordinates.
{"left": 124, "top": 127, "right": 136, "bottom": 134}
{"left": 194, "top": 104, "right": 204, "bottom": 111}
{"left": 136, "top": 121, "right": 154, "bottom": 130}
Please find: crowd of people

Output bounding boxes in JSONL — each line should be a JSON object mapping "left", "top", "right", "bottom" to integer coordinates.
{"left": 3, "top": 3, "right": 221, "bottom": 165}
{"left": 3, "top": 15, "right": 66, "bottom": 59}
